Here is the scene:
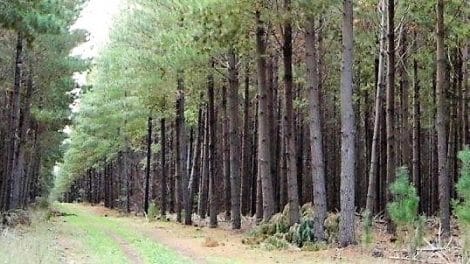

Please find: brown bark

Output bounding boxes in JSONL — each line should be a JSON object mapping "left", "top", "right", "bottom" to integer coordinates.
{"left": 436, "top": 0, "right": 450, "bottom": 238}
{"left": 339, "top": 0, "right": 356, "bottom": 247}
{"left": 256, "top": 8, "right": 275, "bottom": 221}
{"left": 305, "top": 16, "right": 327, "bottom": 240}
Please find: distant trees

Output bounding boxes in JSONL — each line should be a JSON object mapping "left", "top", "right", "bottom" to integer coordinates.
{"left": 52, "top": 0, "right": 469, "bottom": 248}
{"left": 0, "top": 0, "right": 87, "bottom": 211}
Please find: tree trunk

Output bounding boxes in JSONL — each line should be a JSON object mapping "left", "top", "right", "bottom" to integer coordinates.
{"left": 175, "top": 71, "right": 186, "bottom": 223}
{"left": 366, "top": 0, "right": 386, "bottom": 214}
{"left": 256, "top": 8, "right": 275, "bottom": 221}
{"left": 412, "top": 43, "right": 422, "bottom": 212}
{"left": 339, "top": 0, "right": 356, "bottom": 247}
{"left": 160, "top": 118, "right": 167, "bottom": 217}
{"left": 283, "top": 0, "right": 300, "bottom": 226}
{"left": 241, "top": 64, "right": 252, "bottom": 216}
{"left": 222, "top": 85, "right": 231, "bottom": 220}
{"left": 6, "top": 32, "right": 24, "bottom": 210}
{"left": 228, "top": 50, "right": 242, "bottom": 229}
{"left": 185, "top": 107, "right": 203, "bottom": 225}
{"left": 144, "top": 115, "right": 152, "bottom": 214}
{"left": 436, "top": 0, "right": 450, "bottom": 237}
{"left": 385, "top": 0, "right": 396, "bottom": 233}
{"left": 305, "top": 16, "right": 327, "bottom": 240}
{"left": 198, "top": 108, "right": 209, "bottom": 218}
{"left": 208, "top": 64, "right": 219, "bottom": 228}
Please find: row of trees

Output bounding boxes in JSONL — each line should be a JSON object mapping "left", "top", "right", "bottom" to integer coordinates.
{"left": 0, "top": 0, "right": 88, "bottom": 211}
{"left": 56, "top": 0, "right": 469, "bottom": 246}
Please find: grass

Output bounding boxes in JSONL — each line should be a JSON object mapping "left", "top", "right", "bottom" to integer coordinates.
{"left": 0, "top": 210, "right": 61, "bottom": 264}
{"left": 57, "top": 203, "right": 191, "bottom": 264}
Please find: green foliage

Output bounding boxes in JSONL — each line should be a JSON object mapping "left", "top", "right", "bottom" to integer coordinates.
{"left": 455, "top": 150, "right": 470, "bottom": 224}
{"left": 454, "top": 150, "right": 470, "bottom": 260}
{"left": 387, "top": 167, "right": 426, "bottom": 256}
{"left": 362, "top": 210, "right": 373, "bottom": 245}
{"left": 288, "top": 219, "right": 315, "bottom": 247}
{"left": 261, "top": 233, "right": 289, "bottom": 251}
{"left": 387, "top": 167, "right": 419, "bottom": 228}
{"left": 324, "top": 213, "right": 339, "bottom": 244}
{"left": 147, "top": 201, "right": 159, "bottom": 222}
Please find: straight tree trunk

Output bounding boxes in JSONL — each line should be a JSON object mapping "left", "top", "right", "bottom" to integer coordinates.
{"left": 175, "top": 71, "right": 186, "bottom": 223}
{"left": 241, "top": 64, "right": 252, "bottom": 216}
{"left": 339, "top": 0, "right": 356, "bottom": 247}
{"left": 198, "top": 108, "right": 210, "bottom": 218}
{"left": 160, "top": 118, "right": 167, "bottom": 217}
{"left": 185, "top": 107, "right": 203, "bottom": 225}
{"left": 283, "top": 0, "right": 300, "bottom": 225}
{"left": 366, "top": 0, "right": 386, "bottom": 214}
{"left": 222, "top": 85, "right": 231, "bottom": 220}
{"left": 385, "top": 0, "right": 397, "bottom": 233}
{"left": 412, "top": 47, "right": 422, "bottom": 211}
{"left": 208, "top": 64, "right": 219, "bottom": 228}
{"left": 436, "top": 0, "right": 450, "bottom": 237}
{"left": 144, "top": 115, "right": 152, "bottom": 214}
{"left": 255, "top": 8, "right": 275, "bottom": 221}
{"left": 7, "top": 32, "right": 24, "bottom": 210}
{"left": 228, "top": 50, "right": 242, "bottom": 229}
{"left": 305, "top": 16, "right": 327, "bottom": 240}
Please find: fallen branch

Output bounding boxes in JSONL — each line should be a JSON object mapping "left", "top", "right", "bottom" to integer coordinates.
{"left": 386, "top": 256, "right": 444, "bottom": 264}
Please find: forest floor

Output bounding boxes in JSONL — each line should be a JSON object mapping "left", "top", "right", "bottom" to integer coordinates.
{"left": 0, "top": 204, "right": 465, "bottom": 264}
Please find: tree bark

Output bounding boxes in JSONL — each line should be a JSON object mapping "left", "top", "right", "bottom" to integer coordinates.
{"left": 305, "top": 16, "right": 327, "bottom": 240}
{"left": 228, "top": 50, "right": 242, "bottom": 229}
{"left": 241, "top": 64, "right": 252, "bottom": 216}
{"left": 436, "top": 0, "right": 450, "bottom": 237}
{"left": 366, "top": 0, "right": 386, "bottom": 214}
{"left": 208, "top": 64, "right": 218, "bottom": 228}
{"left": 283, "top": 0, "right": 300, "bottom": 226}
{"left": 339, "top": 0, "right": 356, "bottom": 247}
{"left": 144, "top": 115, "right": 152, "bottom": 214}
{"left": 175, "top": 71, "right": 186, "bottom": 223}
{"left": 256, "top": 8, "right": 275, "bottom": 221}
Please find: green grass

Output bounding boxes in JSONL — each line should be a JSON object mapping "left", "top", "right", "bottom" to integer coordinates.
{"left": 57, "top": 203, "right": 191, "bottom": 264}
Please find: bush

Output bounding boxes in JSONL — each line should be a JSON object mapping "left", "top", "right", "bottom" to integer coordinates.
{"left": 36, "top": 197, "right": 50, "bottom": 210}
{"left": 387, "top": 167, "right": 419, "bottom": 228}
{"left": 147, "top": 201, "right": 158, "bottom": 221}
{"left": 387, "top": 167, "right": 424, "bottom": 255}
{"left": 261, "top": 233, "right": 289, "bottom": 250}
{"left": 324, "top": 213, "right": 339, "bottom": 243}
{"left": 362, "top": 210, "right": 373, "bottom": 245}
{"left": 454, "top": 150, "right": 470, "bottom": 261}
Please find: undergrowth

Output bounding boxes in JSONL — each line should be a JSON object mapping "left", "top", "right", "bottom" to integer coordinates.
{"left": 455, "top": 149, "right": 470, "bottom": 262}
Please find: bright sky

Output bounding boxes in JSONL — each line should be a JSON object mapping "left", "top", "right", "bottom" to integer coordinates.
{"left": 71, "top": 0, "right": 123, "bottom": 60}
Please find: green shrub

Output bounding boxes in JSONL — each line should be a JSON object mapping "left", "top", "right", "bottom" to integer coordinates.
{"left": 36, "top": 197, "right": 50, "bottom": 210}
{"left": 324, "top": 213, "right": 339, "bottom": 243}
{"left": 362, "top": 209, "right": 373, "bottom": 245}
{"left": 387, "top": 167, "right": 425, "bottom": 256}
{"left": 301, "top": 241, "right": 328, "bottom": 251}
{"left": 455, "top": 150, "right": 470, "bottom": 224}
{"left": 147, "top": 201, "right": 158, "bottom": 221}
{"left": 387, "top": 167, "right": 419, "bottom": 228}
{"left": 261, "top": 233, "right": 289, "bottom": 250}
{"left": 454, "top": 150, "right": 470, "bottom": 261}
{"left": 287, "top": 219, "right": 315, "bottom": 247}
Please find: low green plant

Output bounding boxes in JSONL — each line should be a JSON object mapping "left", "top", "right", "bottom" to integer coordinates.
{"left": 324, "top": 213, "right": 339, "bottom": 243}
{"left": 387, "top": 167, "right": 419, "bottom": 228}
{"left": 454, "top": 150, "right": 470, "bottom": 262}
{"left": 261, "top": 233, "right": 289, "bottom": 250}
{"left": 287, "top": 219, "right": 315, "bottom": 247}
{"left": 362, "top": 209, "right": 373, "bottom": 246}
{"left": 301, "top": 241, "right": 328, "bottom": 251}
{"left": 147, "top": 201, "right": 158, "bottom": 221}
{"left": 387, "top": 167, "right": 424, "bottom": 257}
